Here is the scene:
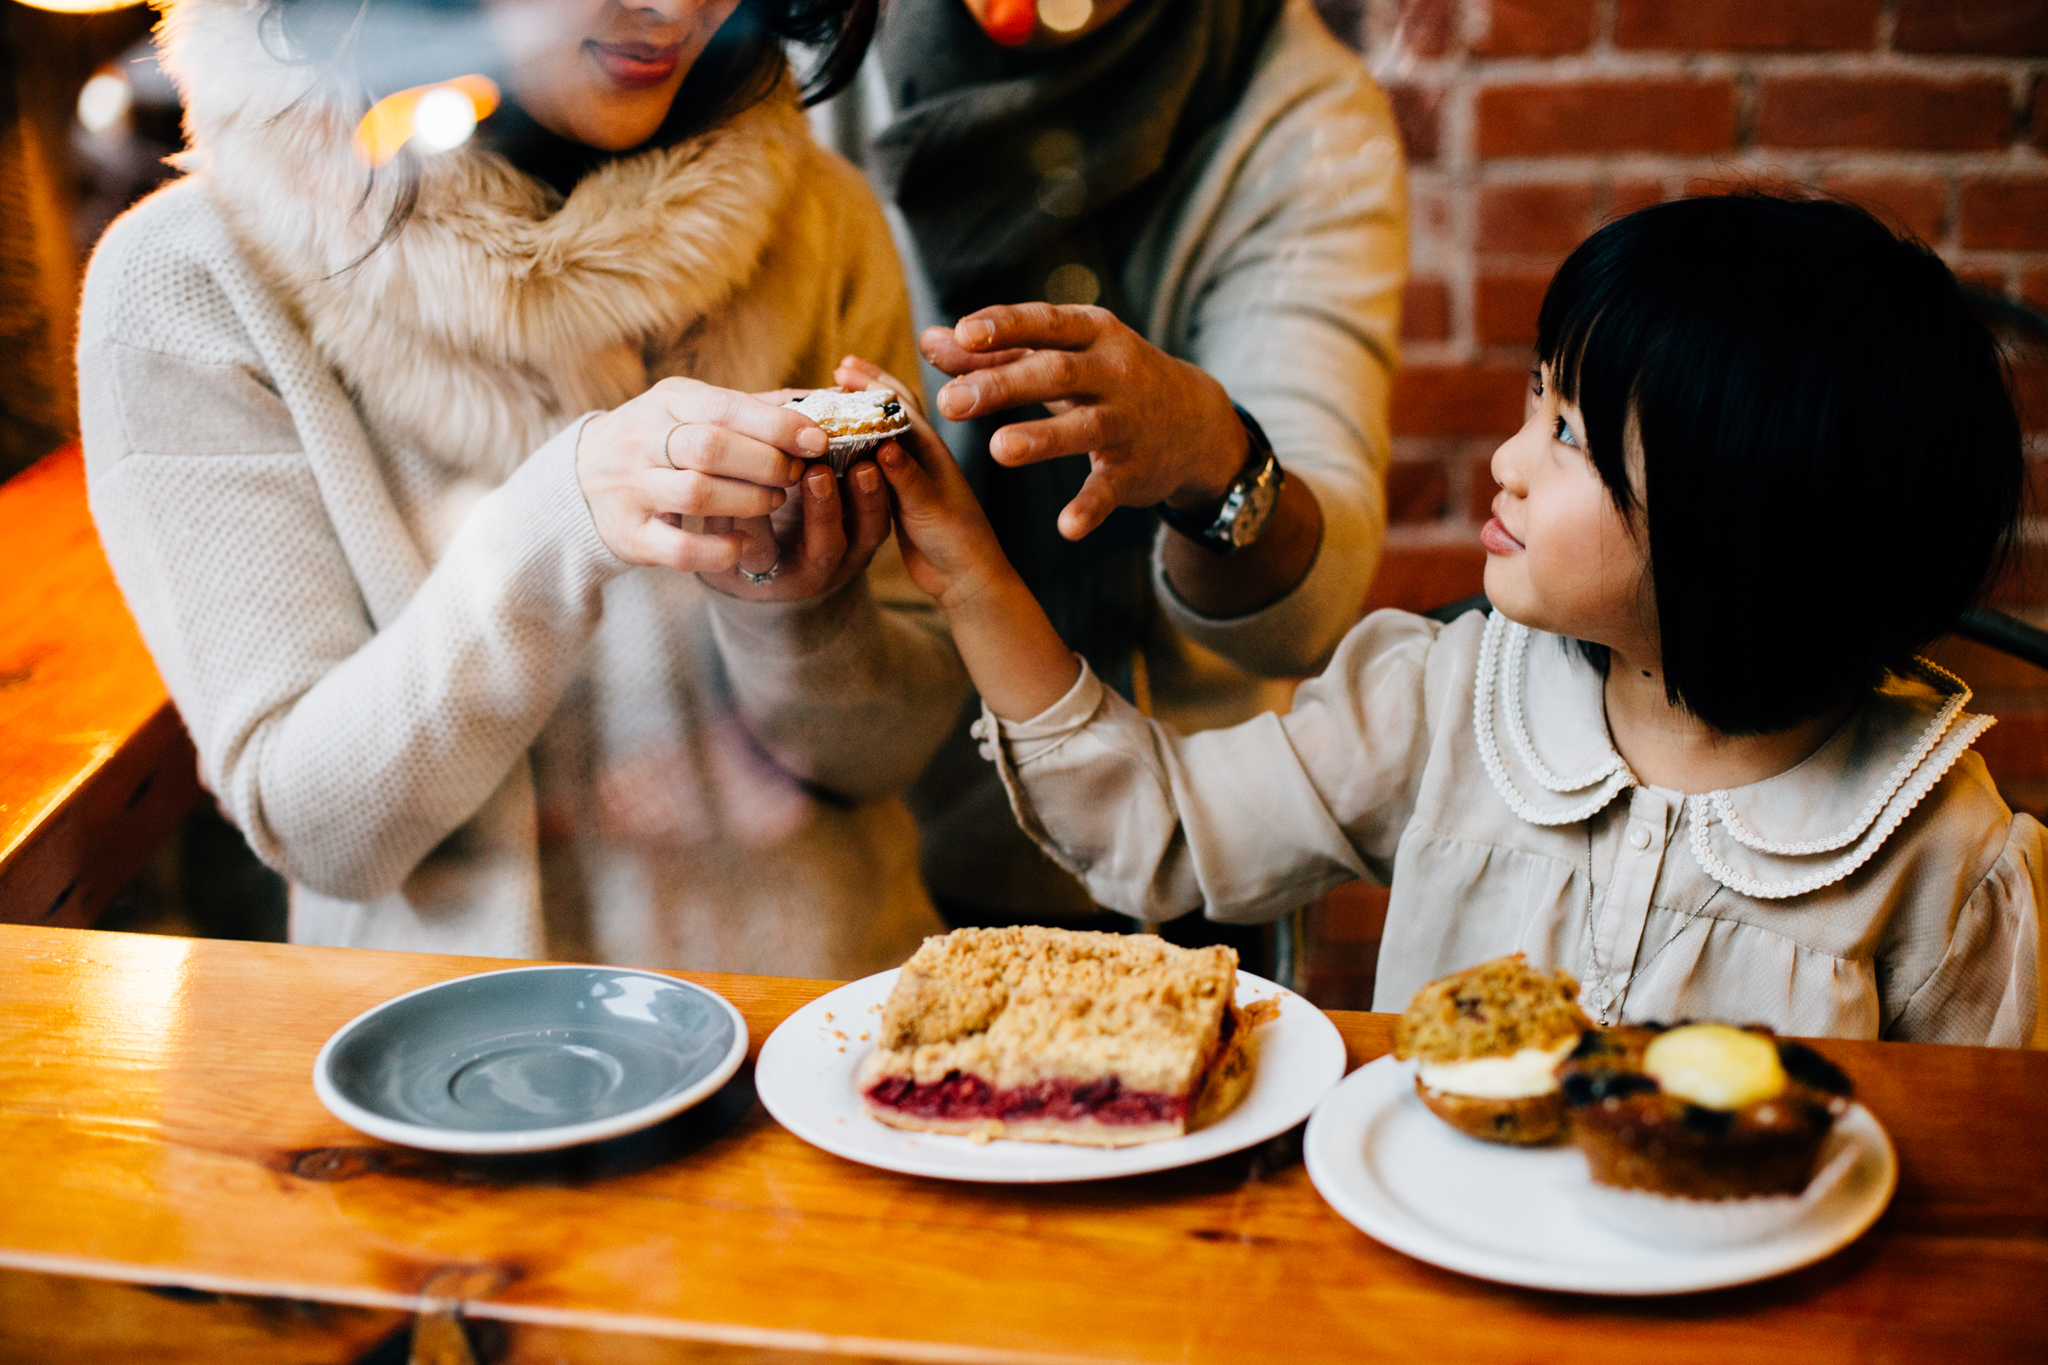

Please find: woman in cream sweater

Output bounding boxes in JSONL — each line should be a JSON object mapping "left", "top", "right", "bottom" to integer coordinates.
{"left": 77, "top": 0, "right": 966, "bottom": 974}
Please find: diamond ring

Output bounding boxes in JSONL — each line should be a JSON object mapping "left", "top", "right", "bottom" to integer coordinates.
{"left": 663, "top": 421, "right": 687, "bottom": 470}
{"left": 739, "top": 553, "right": 781, "bottom": 586}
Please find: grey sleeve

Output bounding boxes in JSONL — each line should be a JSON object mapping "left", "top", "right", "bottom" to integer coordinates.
{"left": 705, "top": 539, "right": 969, "bottom": 801}
{"left": 1151, "top": 40, "right": 1406, "bottom": 678}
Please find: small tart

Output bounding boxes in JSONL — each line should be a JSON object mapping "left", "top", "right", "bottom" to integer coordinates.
{"left": 1559, "top": 1023, "right": 1853, "bottom": 1200}
{"left": 782, "top": 389, "right": 910, "bottom": 472}
{"left": 1395, "top": 954, "right": 1589, "bottom": 1146}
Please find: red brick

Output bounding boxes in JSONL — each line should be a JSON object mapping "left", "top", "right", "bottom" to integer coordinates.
{"left": 1475, "top": 274, "right": 1550, "bottom": 344}
{"left": 1754, "top": 76, "right": 2012, "bottom": 151}
{"left": 1954, "top": 266, "right": 2012, "bottom": 295}
{"left": 1683, "top": 169, "right": 1812, "bottom": 202}
{"left": 1401, "top": 278, "right": 1450, "bottom": 342}
{"left": 1896, "top": 0, "right": 2048, "bottom": 56}
{"left": 1471, "top": 0, "right": 1596, "bottom": 56}
{"left": 1386, "top": 84, "right": 1442, "bottom": 163}
{"left": 2027, "top": 456, "right": 2048, "bottom": 518}
{"left": 1386, "top": 459, "right": 1450, "bottom": 523}
{"left": 1385, "top": 0, "right": 1454, "bottom": 58}
{"left": 1821, "top": 175, "right": 1948, "bottom": 244}
{"left": 1468, "top": 453, "right": 1504, "bottom": 523}
{"left": 1607, "top": 179, "right": 1667, "bottom": 219}
{"left": 1959, "top": 178, "right": 2048, "bottom": 249}
{"left": 1986, "top": 536, "right": 2048, "bottom": 606}
{"left": 1391, "top": 364, "right": 1530, "bottom": 436}
{"left": 1616, "top": 0, "right": 1880, "bottom": 50}
{"left": 2013, "top": 361, "right": 2048, "bottom": 436}
{"left": 2022, "top": 269, "right": 2048, "bottom": 311}
{"left": 1361, "top": 541, "right": 1489, "bottom": 613}
{"left": 1477, "top": 81, "right": 1738, "bottom": 158}
{"left": 1476, "top": 182, "right": 1597, "bottom": 254}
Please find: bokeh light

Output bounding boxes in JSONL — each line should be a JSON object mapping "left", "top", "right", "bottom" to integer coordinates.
{"left": 353, "top": 75, "right": 499, "bottom": 167}
{"left": 1038, "top": 0, "right": 1092, "bottom": 33}
{"left": 1045, "top": 263, "right": 1100, "bottom": 306}
{"left": 76, "top": 71, "right": 132, "bottom": 134}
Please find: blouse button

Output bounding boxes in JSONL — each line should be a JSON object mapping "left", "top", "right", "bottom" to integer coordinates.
{"left": 1627, "top": 823, "right": 1652, "bottom": 850}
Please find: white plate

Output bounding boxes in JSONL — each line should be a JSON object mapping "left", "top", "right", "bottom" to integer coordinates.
{"left": 756, "top": 968, "right": 1345, "bottom": 1182}
{"left": 1303, "top": 1055, "right": 1898, "bottom": 1294}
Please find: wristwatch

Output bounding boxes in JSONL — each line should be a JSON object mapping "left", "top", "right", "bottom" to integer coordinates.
{"left": 1156, "top": 404, "right": 1283, "bottom": 554}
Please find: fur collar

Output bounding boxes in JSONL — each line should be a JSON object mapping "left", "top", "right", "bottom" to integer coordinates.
{"left": 160, "top": 0, "right": 806, "bottom": 478}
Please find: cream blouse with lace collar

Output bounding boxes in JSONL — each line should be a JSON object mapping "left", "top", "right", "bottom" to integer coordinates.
{"left": 981, "top": 609, "right": 2042, "bottom": 1046}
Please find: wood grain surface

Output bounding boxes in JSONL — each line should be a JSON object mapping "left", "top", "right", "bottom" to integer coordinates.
{"left": 0, "top": 925, "right": 2041, "bottom": 1364}
{"left": 0, "top": 446, "right": 197, "bottom": 928}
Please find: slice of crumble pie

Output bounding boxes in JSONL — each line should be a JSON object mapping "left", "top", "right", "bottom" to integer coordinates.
{"left": 856, "top": 926, "right": 1275, "bottom": 1148}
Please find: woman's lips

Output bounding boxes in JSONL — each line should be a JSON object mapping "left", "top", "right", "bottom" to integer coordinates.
{"left": 1480, "top": 516, "right": 1526, "bottom": 555}
{"left": 586, "top": 41, "right": 683, "bottom": 89}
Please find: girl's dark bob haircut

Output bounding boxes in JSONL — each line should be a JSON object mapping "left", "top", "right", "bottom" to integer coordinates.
{"left": 1540, "top": 192, "right": 2025, "bottom": 736}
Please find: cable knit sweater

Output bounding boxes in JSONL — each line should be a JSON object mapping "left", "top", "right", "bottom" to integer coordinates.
{"left": 75, "top": 0, "right": 965, "bottom": 973}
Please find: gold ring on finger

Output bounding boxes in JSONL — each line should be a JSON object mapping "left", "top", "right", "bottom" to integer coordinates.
{"left": 663, "top": 421, "right": 687, "bottom": 471}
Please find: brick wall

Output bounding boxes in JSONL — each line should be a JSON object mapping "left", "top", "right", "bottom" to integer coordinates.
{"left": 1308, "top": 0, "right": 2048, "bottom": 614}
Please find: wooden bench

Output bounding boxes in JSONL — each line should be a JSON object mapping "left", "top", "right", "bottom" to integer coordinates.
{"left": 0, "top": 445, "right": 198, "bottom": 928}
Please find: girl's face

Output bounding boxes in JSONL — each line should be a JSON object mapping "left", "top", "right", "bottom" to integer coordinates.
{"left": 1481, "top": 366, "right": 1656, "bottom": 661}
{"left": 486, "top": 0, "right": 744, "bottom": 150}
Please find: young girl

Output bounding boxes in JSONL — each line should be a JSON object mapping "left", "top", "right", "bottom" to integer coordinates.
{"left": 867, "top": 193, "right": 2043, "bottom": 1045}
{"left": 79, "top": 0, "right": 965, "bottom": 974}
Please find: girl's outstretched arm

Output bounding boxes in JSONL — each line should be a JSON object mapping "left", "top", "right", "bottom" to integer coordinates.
{"left": 869, "top": 402, "right": 1082, "bottom": 721}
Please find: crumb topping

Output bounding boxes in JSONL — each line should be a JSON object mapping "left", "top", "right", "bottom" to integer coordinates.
{"left": 862, "top": 926, "right": 1238, "bottom": 1094}
{"left": 1394, "top": 953, "right": 1589, "bottom": 1064}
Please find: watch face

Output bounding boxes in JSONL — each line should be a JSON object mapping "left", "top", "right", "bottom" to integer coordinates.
{"left": 1226, "top": 473, "right": 1279, "bottom": 547}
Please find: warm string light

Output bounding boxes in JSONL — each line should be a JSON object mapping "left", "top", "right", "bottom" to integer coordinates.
{"left": 353, "top": 74, "right": 500, "bottom": 167}
{"left": 1037, "top": 0, "right": 1092, "bottom": 33}
{"left": 13, "top": 0, "right": 145, "bottom": 12}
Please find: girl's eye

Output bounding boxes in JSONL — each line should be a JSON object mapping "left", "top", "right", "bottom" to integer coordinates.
{"left": 1552, "top": 416, "right": 1580, "bottom": 448}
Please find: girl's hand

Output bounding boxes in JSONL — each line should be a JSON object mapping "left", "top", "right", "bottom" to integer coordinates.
{"left": 576, "top": 377, "right": 825, "bottom": 573}
{"left": 834, "top": 359, "right": 1009, "bottom": 609}
{"left": 847, "top": 356, "right": 1083, "bottom": 720}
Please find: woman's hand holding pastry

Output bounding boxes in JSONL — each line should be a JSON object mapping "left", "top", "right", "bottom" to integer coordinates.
{"left": 697, "top": 458, "right": 894, "bottom": 603}
{"left": 576, "top": 377, "right": 822, "bottom": 573}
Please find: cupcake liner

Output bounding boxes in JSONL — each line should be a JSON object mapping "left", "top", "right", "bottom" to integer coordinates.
{"left": 813, "top": 422, "right": 912, "bottom": 476}
{"left": 1575, "top": 1129, "right": 1861, "bottom": 1248}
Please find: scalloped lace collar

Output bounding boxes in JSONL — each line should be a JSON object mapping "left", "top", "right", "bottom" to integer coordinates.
{"left": 1473, "top": 612, "right": 1994, "bottom": 900}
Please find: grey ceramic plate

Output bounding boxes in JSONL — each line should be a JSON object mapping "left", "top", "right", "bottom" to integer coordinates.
{"left": 313, "top": 966, "right": 748, "bottom": 1154}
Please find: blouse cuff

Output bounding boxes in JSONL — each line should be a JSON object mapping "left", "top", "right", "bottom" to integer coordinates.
{"left": 971, "top": 657, "right": 1104, "bottom": 767}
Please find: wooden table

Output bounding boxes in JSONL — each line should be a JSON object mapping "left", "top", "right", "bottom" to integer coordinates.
{"left": 0, "top": 925, "right": 2041, "bottom": 1364}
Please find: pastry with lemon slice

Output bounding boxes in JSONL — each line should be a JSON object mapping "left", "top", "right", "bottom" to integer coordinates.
{"left": 1558, "top": 1022, "right": 1853, "bottom": 1200}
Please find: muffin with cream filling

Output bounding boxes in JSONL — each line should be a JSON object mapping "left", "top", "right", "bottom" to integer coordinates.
{"left": 1558, "top": 1023, "right": 1853, "bottom": 1199}
{"left": 782, "top": 388, "right": 911, "bottom": 474}
{"left": 1393, "top": 954, "right": 1590, "bottom": 1145}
